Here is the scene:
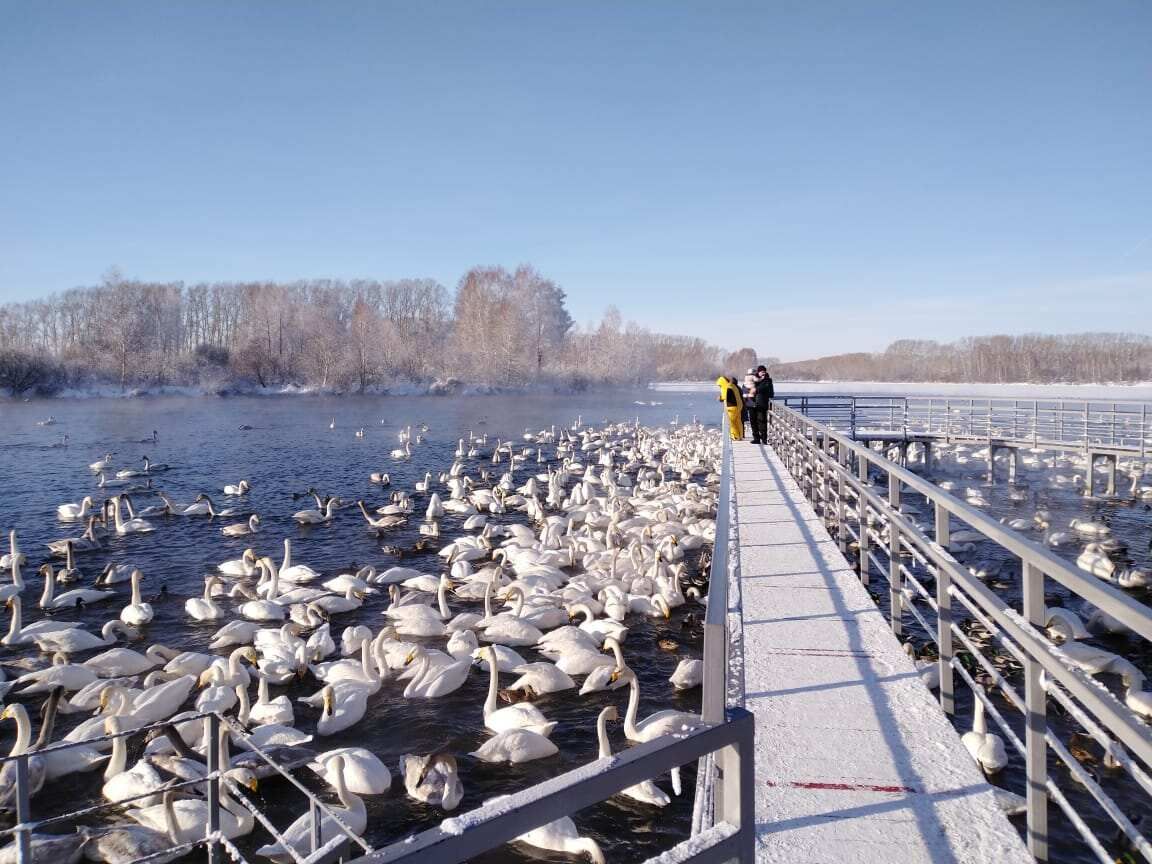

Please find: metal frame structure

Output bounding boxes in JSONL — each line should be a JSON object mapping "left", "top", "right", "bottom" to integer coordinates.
{"left": 767, "top": 401, "right": 1152, "bottom": 863}
{"left": 3, "top": 418, "right": 753, "bottom": 864}
{"left": 782, "top": 395, "right": 1152, "bottom": 458}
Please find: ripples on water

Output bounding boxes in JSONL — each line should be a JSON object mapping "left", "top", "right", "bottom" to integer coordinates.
{"left": 0, "top": 390, "right": 709, "bottom": 863}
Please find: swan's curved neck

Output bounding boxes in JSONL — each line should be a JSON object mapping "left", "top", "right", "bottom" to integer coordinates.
{"left": 972, "top": 699, "right": 987, "bottom": 736}
{"left": 106, "top": 724, "right": 127, "bottom": 778}
{"left": 235, "top": 685, "right": 250, "bottom": 725}
{"left": 4, "top": 596, "right": 23, "bottom": 642}
{"left": 162, "top": 793, "right": 182, "bottom": 845}
{"left": 282, "top": 539, "right": 292, "bottom": 571}
{"left": 484, "top": 649, "right": 499, "bottom": 718}
{"left": 624, "top": 675, "right": 640, "bottom": 739}
{"left": 130, "top": 572, "right": 143, "bottom": 605}
{"left": 437, "top": 580, "right": 450, "bottom": 619}
{"left": 596, "top": 710, "right": 612, "bottom": 759}
{"left": 6, "top": 704, "right": 31, "bottom": 756}
{"left": 40, "top": 566, "right": 55, "bottom": 607}
{"left": 608, "top": 640, "right": 624, "bottom": 668}
{"left": 112, "top": 497, "right": 125, "bottom": 531}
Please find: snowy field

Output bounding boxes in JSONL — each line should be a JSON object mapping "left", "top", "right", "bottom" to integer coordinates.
{"left": 653, "top": 380, "right": 1152, "bottom": 402}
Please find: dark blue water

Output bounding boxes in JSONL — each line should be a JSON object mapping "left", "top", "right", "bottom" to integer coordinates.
{"left": 0, "top": 389, "right": 710, "bottom": 863}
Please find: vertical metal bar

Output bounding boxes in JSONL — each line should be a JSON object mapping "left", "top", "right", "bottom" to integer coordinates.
{"left": 206, "top": 713, "right": 222, "bottom": 864}
{"left": 15, "top": 754, "right": 32, "bottom": 864}
{"left": 836, "top": 455, "right": 847, "bottom": 555}
{"left": 888, "top": 472, "right": 901, "bottom": 513}
{"left": 857, "top": 455, "right": 870, "bottom": 585}
{"left": 1023, "top": 562, "right": 1049, "bottom": 860}
{"left": 311, "top": 799, "right": 323, "bottom": 853}
{"left": 934, "top": 503, "right": 954, "bottom": 715}
{"left": 1111, "top": 402, "right": 1117, "bottom": 447}
{"left": 737, "top": 714, "right": 755, "bottom": 863}
{"left": 1143, "top": 404, "right": 1148, "bottom": 459}
{"left": 888, "top": 518, "right": 902, "bottom": 637}
{"left": 1033, "top": 402, "right": 1039, "bottom": 445}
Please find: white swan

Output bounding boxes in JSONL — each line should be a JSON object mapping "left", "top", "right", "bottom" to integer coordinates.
{"left": 279, "top": 540, "right": 321, "bottom": 583}
{"left": 309, "top": 747, "right": 391, "bottom": 795}
{"left": 16, "top": 652, "right": 98, "bottom": 693}
{"left": 256, "top": 754, "right": 366, "bottom": 862}
{"left": 218, "top": 548, "right": 259, "bottom": 577}
{"left": 578, "top": 636, "right": 628, "bottom": 694}
{"left": 500, "top": 793, "right": 605, "bottom": 863}
{"left": 482, "top": 646, "right": 555, "bottom": 736}
{"left": 614, "top": 666, "right": 703, "bottom": 795}
{"left": 596, "top": 705, "right": 669, "bottom": 806}
{"left": 223, "top": 480, "right": 251, "bottom": 496}
{"left": 249, "top": 672, "right": 294, "bottom": 727}
{"left": 293, "top": 497, "right": 340, "bottom": 524}
{"left": 961, "top": 699, "right": 1008, "bottom": 774}
{"left": 185, "top": 575, "right": 225, "bottom": 621}
{"left": 39, "top": 564, "right": 117, "bottom": 608}
{"left": 903, "top": 643, "right": 940, "bottom": 690}
{"left": 57, "top": 495, "right": 96, "bottom": 522}
{"left": 222, "top": 514, "right": 260, "bottom": 537}
{"left": 399, "top": 752, "right": 462, "bottom": 810}
{"left": 102, "top": 716, "right": 168, "bottom": 807}
{"left": 471, "top": 728, "right": 558, "bottom": 764}
{"left": 402, "top": 646, "right": 470, "bottom": 698}
{"left": 34, "top": 620, "right": 136, "bottom": 654}
{"left": 83, "top": 643, "right": 162, "bottom": 678}
{"left": 119, "top": 569, "right": 154, "bottom": 626}
{"left": 507, "top": 661, "right": 575, "bottom": 695}
{"left": 0, "top": 703, "right": 47, "bottom": 809}
{"left": 111, "top": 496, "right": 154, "bottom": 535}
{"left": 3, "top": 595, "right": 80, "bottom": 645}
{"left": 129, "top": 768, "right": 258, "bottom": 840}
{"left": 317, "top": 684, "right": 367, "bottom": 735}
{"left": 390, "top": 440, "right": 412, "bottom": 459}
{"left": 669, "top": 658, "right": 704, "bottom": 690}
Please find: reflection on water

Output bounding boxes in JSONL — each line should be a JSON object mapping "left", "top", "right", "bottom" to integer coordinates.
{"left": 0, "top": 389, "right": 710, "bottom": 863}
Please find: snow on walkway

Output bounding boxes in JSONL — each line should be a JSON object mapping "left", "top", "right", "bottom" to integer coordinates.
{"left": 729, "top": 442, "right": 1031, "bottom": 864}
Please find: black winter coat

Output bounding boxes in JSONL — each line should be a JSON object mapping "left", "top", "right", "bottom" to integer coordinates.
{"left": 750, "top": 376, "right": 774, "bottom": 408}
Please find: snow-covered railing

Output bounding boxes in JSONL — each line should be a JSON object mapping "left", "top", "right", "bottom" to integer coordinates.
{"left": 768, "top": 403, "right": 1152, "bottom": 864}
{"left": 0, "top": 710, "right": 368, "bottom": 864}
{"left": 343, "top": 709, "right": 756, "bottom": 864}
{"left": 782, "top": 395, "right": 1152, "bottom": 458}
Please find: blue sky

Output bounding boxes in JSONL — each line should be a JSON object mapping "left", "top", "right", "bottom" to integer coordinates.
{"left": 1, "top": 2, "right": 1149, "bottom": 360}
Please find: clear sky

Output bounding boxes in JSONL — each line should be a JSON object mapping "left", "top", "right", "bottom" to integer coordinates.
{"left": 2, "top": 2, "right": 1149, "bottom": 360}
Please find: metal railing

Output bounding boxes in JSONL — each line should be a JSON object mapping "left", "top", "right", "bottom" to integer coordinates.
{"left": 1, "top": 710, "right": 369, "bottom": 864}
{"left": 767, "top": 402, "right": 1152, "bottom": 863}
{"left": 782, "top": 395, "right": 1152, "bottom": 457}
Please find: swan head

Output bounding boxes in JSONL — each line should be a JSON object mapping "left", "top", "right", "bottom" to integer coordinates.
{"left": 225, "top": 767, "right": 259, "bottom": 792}
{"left": 601, "top": 705, "right": 619, "bottom": 722}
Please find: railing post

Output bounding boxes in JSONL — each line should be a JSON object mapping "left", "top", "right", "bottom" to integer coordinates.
{"left": 737, "top": 714, "right": 755, "bottom": 863}
{"left": 1022, "top": 562, "right": 1049, "bottom": 860}
{"left": 206, "top": 712, "right": 222, "bottom": 864}
{"left": 836, "top": 449, "right": 847, "bottom": 555}
{"left": 933, "top": 503, "right": 954, "bottom": 715}
{"left": 888, "top": 525, "right": 902, "bottom": 635}
{"left": 857, "top": 455, "right": 870, "bottom": 585}
{"left": 15, "top": 754, "right": 32, "bottom": 864}
{"left": 311, "top": 799, "right": 323, "bottom": 853}
{"left": 1143, "top": 404, "right": 1148, "bottom": 459}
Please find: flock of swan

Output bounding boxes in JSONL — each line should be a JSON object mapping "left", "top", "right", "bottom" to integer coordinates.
{"left": 0, "top": 416, "right": 720, "bottom": 864}
{"left": 879, "top": 440, "right": 1152, "bottom": 781}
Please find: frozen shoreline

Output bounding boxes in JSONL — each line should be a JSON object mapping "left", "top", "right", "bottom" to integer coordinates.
{"left": 652, "top": 380, "right": 1152, "bottom": 401}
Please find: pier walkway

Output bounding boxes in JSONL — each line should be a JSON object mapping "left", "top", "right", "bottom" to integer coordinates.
{"left": 729, "top": 441, "right": 1032, "bottom": 863}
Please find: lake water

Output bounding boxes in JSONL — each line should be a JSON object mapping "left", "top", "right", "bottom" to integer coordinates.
{"left": 0, "top": 388, "right": 710, "bottom": 863}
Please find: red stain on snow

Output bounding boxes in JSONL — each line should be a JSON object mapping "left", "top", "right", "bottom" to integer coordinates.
{"left": 767, "top": 780, "right": 918, "bottom": 794}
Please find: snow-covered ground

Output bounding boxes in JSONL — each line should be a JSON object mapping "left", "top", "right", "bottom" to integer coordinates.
{"left": 653, "top": 380, "right": 1152, "bottom": 401}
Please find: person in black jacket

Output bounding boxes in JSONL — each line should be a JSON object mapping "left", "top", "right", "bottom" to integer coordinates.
{"left": 749, "top": 365, "right": 775, "bottom": 444}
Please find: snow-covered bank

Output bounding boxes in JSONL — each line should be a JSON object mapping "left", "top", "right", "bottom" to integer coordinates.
{"left": 652, "top": 380, "right": 1152, "bottom": 401}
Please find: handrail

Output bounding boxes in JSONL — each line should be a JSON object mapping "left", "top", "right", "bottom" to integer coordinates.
{"left": 767, "top": 401, "right": 1152, "bottom": 863}
{"left": 344, "top": 709, "right": 755, "bottom": 864}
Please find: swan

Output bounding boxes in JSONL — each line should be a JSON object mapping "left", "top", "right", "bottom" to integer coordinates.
{"left": 111, "top": 496, "right": 154, "bottom": 535}
{"left": 102, "top": 716, "right": 168, "bottom": 807}
{"left": 249, "top": 672, "right": 294, "bottom": 727}
{"left": 80, "top": 798, "right": 182, "bottom": 864}
{"left": 669, "top": 658, "right": 704, "bottom": 690}
{"left": 0, "top": 555, "right": 25, "bottom": 601}
{"left": 1044, "top": 607, "right": 1089, "bottom": 642}
{"left": 47, "top": 516, "right": 105, "bottom": 556}
{"left": 223, "top": 480, "right": 251, "bottom": 496}
{"left": 293, "top": 497, "right": 340, "bottom": 524}
{"left": 120, "top": 674, "right": 197, "bottom": 725}
{"left": 961, "top": 699, "right": 1008, "bottom": 774}
{"left": 1070, "top": 518, "right": 1110, "bottom": 538}
{"left": 390, "top": 440, "right": 412, "bottom": 459}
{"left": 312, "top": 585, "right": 366, "bottom": 616}
{"left": 0, "top": 832, "right": 88, "bottom": 864}
{"left": 83, "top": 643, "right": 163, "bottom": 678}
{"left": 210, "top": 619, "right": 262, "bottom": 649}
{"left": 185, "top": 575, "right": 225, "bottom": 621}
{"left": 256, "top": 754, "right": 366, "bottom": 862}
{"left": 0, "top": 702, "right": 48, "bottom": 811}
{"left": 317, "top": 684, "right": 368, "bottom": 734}
{"left": 1076, "top": 543, "right": 1115, "bottom": 579}
{"left": 129, "top": 768, "right": 258, "bottom": 840}
{"left": 38, "top": 564, "right": 117, "bottom": 608}
{"left": 309, "top": 747, "right": 391, "bottom": 795}
{"left": 3, "top": 595, "right": 81, "bottom": 645}
{"left": 57, "top": 495, "right": 96, "bottom": 522}
{"left": 402, "top": 646, "right": 470, "bottom": 698}
{"left": 629, "top": 593, "right": 671, "bottom": 619}
{"left": 903, "top": 643, "right": 939, "bottom": 690}
{"left": 0, "top": 530, "right": 26, "bottom": 571}
{"left": 399, "top": 752, "right": 462, "bottom": 810}
{"left": 507, "top": 661, "right": 575, "bottom": 695}
{"left": 499, "top": 794, "right": 605, "bottom": 863}
{"left": 471, "top": 728, "right": 559, "bottom": 764}
{"left": 162, "top": 493, "right": 216, "bottom": 517}
{"left": 482, "top": 646, "right": 555, "bottom": 736}
{"left": 222, "top": 514, "right": 260, "bottom": 537}
{"left": 596, "top": 705, "right": 669, "bottom": 806}
{"left": 200, "top": 646, "right": 259, "bottom": 688}
{"left": 89, "top": 453, "right": 114, "bottom": 472}
{"left": 16, "top": 652, "right": 98, "bottom": 693}
{"left": 279, "top": 540, "right": 321, "bottom": 583}
{"left": 119, "top": 569, "right": 154, "bottom": 626}
{"left": 218, "top": 548, "right": 259, "bottom": 577}
{"left": 34, "top": 620, "right": 136, "bottom": 654}
{"left": 613, "top": 666, "right": 704, "bottom": 794}
{"left": 578, "top": 637, "right": 628, "bottom": 694}
{"left": 1121, "top": 670, "right": 1152, "bottom": 720}
{"left": 471, "top": 644, "right": 528, "bottom": 673}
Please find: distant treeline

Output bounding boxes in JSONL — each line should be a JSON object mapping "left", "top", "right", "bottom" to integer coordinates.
{"left": 0, "top": 267, "right": 733, "bottom": 396}
{"left": 773, "top": 334, "right": 1152, "bottom": 383}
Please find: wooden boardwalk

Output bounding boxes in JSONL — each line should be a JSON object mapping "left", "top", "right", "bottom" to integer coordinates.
{"left": 728, "top": 442, "right": 1032, "bottom": 863}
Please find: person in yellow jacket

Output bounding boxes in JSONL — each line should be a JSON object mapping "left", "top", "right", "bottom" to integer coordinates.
{"left": 716, "top": 375, "right": 744, "bottom": 440}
